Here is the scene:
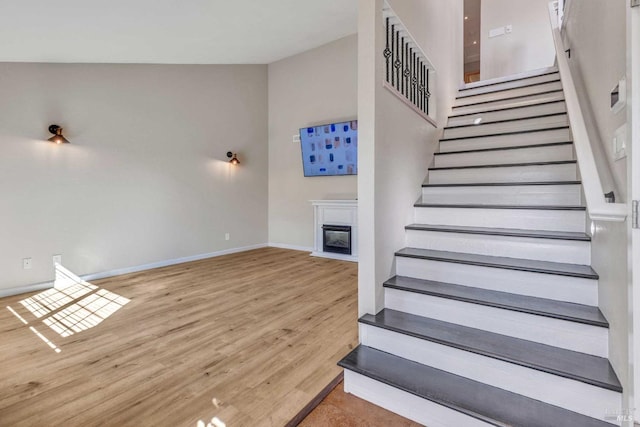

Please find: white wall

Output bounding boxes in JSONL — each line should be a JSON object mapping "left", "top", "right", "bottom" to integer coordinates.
{"left": 562, "top": 0, "right": 627, "bottom": 201}
{"left": 480, "top": 0, "right": 555, "bottom": 80}
{"left": 358, "top": 0, "right": 464, "bottom": 315}
{"left": 0, "top": 63, "right": 268, "bottom": 294}
{"left": 561, "top": 0, "right": 631, "bottom": 413}
{"left": 268, "top": 35, "right": 358, "bottom": 250}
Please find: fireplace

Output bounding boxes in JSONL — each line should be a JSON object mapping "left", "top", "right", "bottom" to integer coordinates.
{"left": 322, "top": 225, "right": 352, "bottom": 255}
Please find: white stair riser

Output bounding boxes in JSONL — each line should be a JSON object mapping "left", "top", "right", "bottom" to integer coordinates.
{"left": 405, "top": 229, "right": 590, "bottom": 264}
{"left": 414, "top": 206, "right": 585, "bottom": 232}
{"left": 440, "top": 128, "right": 572, "bottom": 153}
{"left": 434, "top": 144, "right": 574, "bottom": 168}
{"left": 395, "top": 256, "right": 598, "bottom": 305}
{"left": 443, "top": 115, "right": 569, "bottom": 139}
{"left": 343, "top": 371, "right": 494, "bottom": 427}
{"left": 446, "top": 101, "right": 567, "bottom": 127}
{"left": 384, "top": 288, "right": 607, "bottom": 357}
{"left": 454, "top": 81, "right": 563, "bottom": 107}
{"left": 360, "top": 325, "right": 621, "bottom": 423}
{"left": 451, "top": 92, "right": 565, "bottom": 116}
{"left": 462, "top": 67, "right": 558, "bottom": 90}
{"left": 429, "top": 164, "right": 577, "bottom": 184}
{"left": 421, "top": 185, "right": 582, "bottom": 206}
{"left": 458, "top": 73, "right": 560, "bottom": 98}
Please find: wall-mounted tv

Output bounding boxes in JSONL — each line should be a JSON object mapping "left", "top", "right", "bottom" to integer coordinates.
{"left": 300, "top": 120, "right": 358, "bottom": 177}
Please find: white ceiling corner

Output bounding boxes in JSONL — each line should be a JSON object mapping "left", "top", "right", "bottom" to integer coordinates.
{"left": 0, "top": 0, "right": 358, "bottom": 64}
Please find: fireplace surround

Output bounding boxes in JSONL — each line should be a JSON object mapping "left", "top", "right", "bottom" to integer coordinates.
{"left": 310, "top": 199, "right": 358, "bottom": 262}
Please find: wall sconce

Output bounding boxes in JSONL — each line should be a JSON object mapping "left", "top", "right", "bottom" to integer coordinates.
{"left": 227, "top": 151, "right": 240, "bottom": 165}
{"left": 48, "top": 125, "right": 70, "bottom": 144}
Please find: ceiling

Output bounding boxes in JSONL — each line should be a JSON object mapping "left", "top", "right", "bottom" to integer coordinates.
{"left": 0, "top": 0, "right": 358, "bottom": 64}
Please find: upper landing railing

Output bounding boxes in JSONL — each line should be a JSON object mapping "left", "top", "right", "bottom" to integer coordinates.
{"left": 548, "top": 1, "right": 627, "bottom": 222}
{"left": 382, "top": 1, "right": 436, "bottom": 126}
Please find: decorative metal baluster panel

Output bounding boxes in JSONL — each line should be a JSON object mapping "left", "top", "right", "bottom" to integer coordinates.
{"left": 383, "top": 9, "right": 433, "bottom": 120}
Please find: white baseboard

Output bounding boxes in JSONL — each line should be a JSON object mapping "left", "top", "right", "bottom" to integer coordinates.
{"left": 0, "top": 281, "right": 55, "bottom": 299}
{"left": 83, "top": 244, "right": 269, "bottom": 281}
{"left": 268, "top": 243, "right": 314, "bottom": 252}
{"left": 0, "top": 244, "right": 269, "bottom": 299}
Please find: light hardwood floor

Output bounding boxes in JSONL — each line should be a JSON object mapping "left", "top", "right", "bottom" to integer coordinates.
{"left": 0, "top": 247, "right": 358, "bottom": 427}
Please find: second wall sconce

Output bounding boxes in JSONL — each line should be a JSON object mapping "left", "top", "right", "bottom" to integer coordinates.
{"left": 227, "top": 151, "right": 240, "bottom": 165}
{"left": 48, "top": 125, "right": 70, "bottom": 144}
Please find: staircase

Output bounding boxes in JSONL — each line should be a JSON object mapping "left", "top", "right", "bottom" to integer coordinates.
{"left": 339, "top": 67, "right": 623, "bottom": 427}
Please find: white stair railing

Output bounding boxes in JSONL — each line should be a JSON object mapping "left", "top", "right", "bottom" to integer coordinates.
{"left": 547, "top": 1, "right": 627, "bottom": 222}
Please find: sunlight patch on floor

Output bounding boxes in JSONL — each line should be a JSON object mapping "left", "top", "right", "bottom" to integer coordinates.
{"left": 8, "top": 264, "right": 130, "bottom": 349}
{"left": 6, "top": 305, "right": 28, "bottom": 324}
{"left": 43, "top": 289, "right": 130, "bottom": 337}
{"left": 29, "top": 326, "right": 61, "bottom": 353}
{"left": 197, "top": 417, "right": 226, "bottom": 427}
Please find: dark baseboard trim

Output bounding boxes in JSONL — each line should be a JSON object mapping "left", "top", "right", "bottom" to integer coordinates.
{"left": 285, "top": 371, "right": 344, "bottom": 427}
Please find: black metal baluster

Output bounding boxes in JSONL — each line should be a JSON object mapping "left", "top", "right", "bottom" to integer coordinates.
{"left": 384, "top": 18, "right": 391, "bottom": 84}
{"left": 395, "top": 29, "right": 401, "bottom": 92}
{"left": 400, "top": 39, "right": 404, "bottom": 97}
{"left": 420, "top": 63, "right": 424, "bottom": 113}
{"left": 425, "top": 68, "right": 430, "bottom": 115}
{"left": 416, "top": 58, "right": 422, "bottom": 111}
{"left": 409, "top": 48, "right": 414, "bottom": 104}
{"left": 391, "top": 25, "right": 396, "bottom": 88}
{"left": 412, "top": 51, "right": 417, "bottom": 105}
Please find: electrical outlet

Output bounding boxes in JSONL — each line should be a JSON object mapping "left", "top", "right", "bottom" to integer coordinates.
{"left": 53, "top": 254, "right": 62, "bottom": 266}
{"left": 23, "top": 258, "right": 33, "bottom": 270}
{"left": 613, "top": 124, "right": 627, "bottom": 161}
{"left": 225, "top": 233, "right": 230, "bottom": 241}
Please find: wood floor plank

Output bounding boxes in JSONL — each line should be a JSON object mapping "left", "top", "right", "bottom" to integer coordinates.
{"left": 0, "top": 247, "right": 358, "bottom": 427}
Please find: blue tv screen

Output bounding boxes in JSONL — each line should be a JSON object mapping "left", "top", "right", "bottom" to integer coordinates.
{"left": 300, "top": 120, "right": 358, "bottom": 177}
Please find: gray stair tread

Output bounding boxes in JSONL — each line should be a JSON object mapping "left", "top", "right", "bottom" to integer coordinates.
{"left": 440, "top": 125, "right": 570, "bottom": 142}
{"left": 429, "top": 160, "right": 576, "bottom": 171}
{"left": 452, "top": 89, "right": 564, "bottom": 109}
{"left": 444, "top": 112, "right": 566, "bottom": 129}
{"left": 449, "top": 99, "right": 566, "bottom": 118}
{"left": 456, "top": 79, "right": 561, "bottom": 100}
{"left": 435, "top": 141, "right": 573, "bottom": 155}
{"left": 405, "top": 224, "right": 591, "bottom": 241}
{"left": 384, "top": 275, "right": 607, "bottom": 327}
{"left": 339, "top": 345, "right": 616, "bottom": 427}
{"left": 460, "top": 68, "right": 559, "bottom": 91}
{"left": 422, "top": 181, "right": 581, "bottom": 187}
{"left": 414, "top": 203, "right": 586, "bottom": 211}
{"left": 360, "top": 309, "right": 621, "bottom": 392}
{"left": 395, "top": 247, "right": 598, "bottom": 279}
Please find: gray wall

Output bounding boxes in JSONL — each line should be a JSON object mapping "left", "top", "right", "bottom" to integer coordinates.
{"left": 267, "top": 35, "right": 358, "bottom": 249}
{"left": 480, "top": 0, "right": 555, "bottom": 79}
{"left": 0, "top": 63, "right": 268, "bottom": 293}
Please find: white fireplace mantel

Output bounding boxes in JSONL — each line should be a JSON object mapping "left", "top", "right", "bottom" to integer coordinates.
{"left": 310, "top": 199, "right": 358, "bottom": 262}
